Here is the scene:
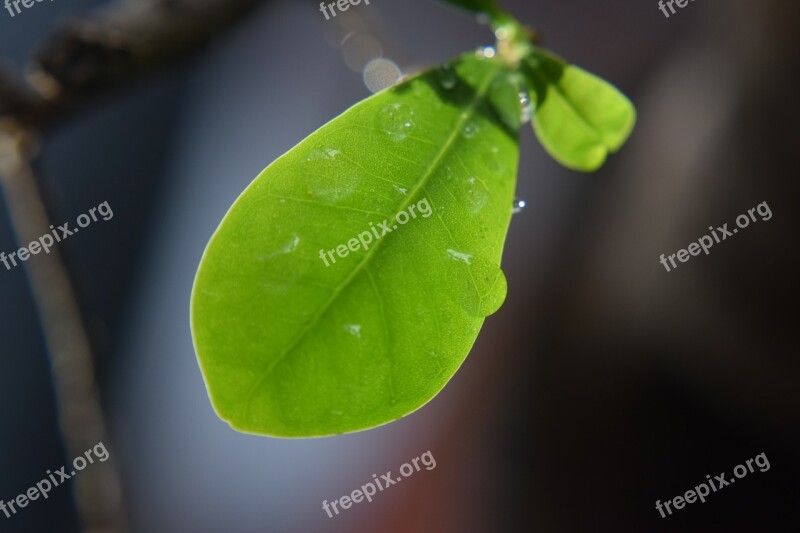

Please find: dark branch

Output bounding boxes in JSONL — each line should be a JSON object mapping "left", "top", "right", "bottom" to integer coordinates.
{"left": 0, "top": 64, "right": 46, "bottom": 125}
{"left": 0, "top": 0, "right": 267, "bottom": 130}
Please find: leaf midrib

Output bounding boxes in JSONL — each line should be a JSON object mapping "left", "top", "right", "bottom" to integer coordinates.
{"left": 243, "top": 61, "right": 504, "bottom": 415}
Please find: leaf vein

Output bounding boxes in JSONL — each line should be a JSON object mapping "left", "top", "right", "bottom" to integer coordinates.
{"left": 241, "top": 62, "right": 504, "bottom": 411}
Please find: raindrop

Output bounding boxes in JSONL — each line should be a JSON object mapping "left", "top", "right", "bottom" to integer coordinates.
{"left": 465, "top": 182, "right": 489, "bottom": 214}
{"left": 475, "top": 46, "right": 496, "bottom": 59}
{"left": 462, "top": 121, "right": 480, "bottom": 139}
{"left": 262, "top": 234, "right": 301, "bottom": 260}
{"left": 447, "top": 249, "right": 473, "bottom": 265}
{"left": 379, "top": 103, "right": 415, "bottom": 142}
{"left": 519, "top": 92, "right": 532, "bottom": 125}
{"left": 345, "top": 324, "right": 362, "bottom": 338}
{"left": 306, "top": 148, "right": 341, "bottom": 162}
{"left": 482, "top": 146, "right": 506, "bottom": 174}
{"left": 443, "top": 251, "right": 508, "bottom": 317}
{"left": 437, "top": 64, "right": 457, "bottom": 90}
{"left": 512, "top": 198, "right": 527, "bottom": 214}
{"left": 489, "top": 71, "right": 530, "bottom": 130}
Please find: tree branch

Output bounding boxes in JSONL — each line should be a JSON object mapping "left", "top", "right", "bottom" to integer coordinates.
{"left": 1, "top": 0, "right": 267, "bottom": 130}
{"left": 0, "top": 1, "right": 275, "bottom": 531}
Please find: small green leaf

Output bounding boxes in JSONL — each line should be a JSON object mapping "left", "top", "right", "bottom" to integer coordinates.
{"left": 488, "top": 70, "right": 529, "bottom": 131}
{"left": 439, "top": 0, "right": 498, "bottom": 14}
{"left": 522, "top": 49, "right": 636, "bottom": 171}
{"left": 191, "top": 53, "right": 521, "bottom": 437}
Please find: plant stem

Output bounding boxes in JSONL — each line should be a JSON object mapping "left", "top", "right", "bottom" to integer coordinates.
{"left": 0, "top": 130, "right": 127, "bottom": 533}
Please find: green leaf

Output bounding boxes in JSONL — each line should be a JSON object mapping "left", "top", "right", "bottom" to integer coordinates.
{"left": 439, "top": 0, "right": 498, "bottom": 14}
{"left": 191, "top": 53, "right": 521, "bottom": 437}
{"left": 522, "top": 49, "right": 636, "bottom": 171}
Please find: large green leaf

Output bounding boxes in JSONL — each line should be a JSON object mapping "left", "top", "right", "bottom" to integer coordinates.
{"left": 522, "top": 49, "right": 636, "bottom": 171}
{"left": 191, "top": 53, "right": 521, "bottom": 437}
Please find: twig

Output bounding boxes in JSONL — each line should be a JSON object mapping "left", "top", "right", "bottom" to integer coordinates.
{"left": 0, "top": 130, "right": 126, "bottom": 532}
{"left": 2, "top": 0, "right": 266, "bottom": 130}
{"left": 0, "top": 0, "right": 275, "bottom": 531}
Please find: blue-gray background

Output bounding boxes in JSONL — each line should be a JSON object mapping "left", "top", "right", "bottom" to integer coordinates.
{"left": 1, "top": 0, "right": 798, "bottom": 531}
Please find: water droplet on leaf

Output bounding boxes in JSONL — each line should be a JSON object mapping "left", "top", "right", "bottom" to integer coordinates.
{"left": 380, "top": 103, "right": 416, "bottom": 142}
{"left": 489, "top": 71, "right": 529, "bottom": 130}
{"left": 444, "top": 251, "right": 507, "bottom": 317}
{"left": 447, "top": 249, "right": 473, "bottom": 264}
{"left": 462, "top": 121, "right": 480, "bottom": 139}
{"left": 482, "top": 146, "right": 506, "bottom": 175}
{"left": 310, "top": 173, "right": 360, "bottom": 204}
{"left": 512, "top": 198, "right": 527, "bottom": 214}
{"left": 261, "top": 234, "right": 301, "bottom": 260}
{"left": 519, "top": 92, "right": 532, "bottom": 125}
{"left": 437, "top": 64, "right": 457, "bottom": 90}
{"left": 345, "top": 324, "right": 362, "bottom": 338}
{"left": 307, "top": 147, "right": 342, "bottom": 162}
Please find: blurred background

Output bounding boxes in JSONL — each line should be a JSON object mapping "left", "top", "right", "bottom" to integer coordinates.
{"left": 0, "top": 0, "right": 798, "bottom": 531}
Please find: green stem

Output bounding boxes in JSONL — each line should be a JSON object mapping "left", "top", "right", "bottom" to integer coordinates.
{"left": 487, "top": 5, "right": 535, "bottom": 66}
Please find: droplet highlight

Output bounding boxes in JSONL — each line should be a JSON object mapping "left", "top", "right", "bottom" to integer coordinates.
{"left": 443, "top": 250, "right": 508, "bottom": 317}
{"left": 519, "top": 92, "right": 532, "bottom": 125}
{"left": 447, "top": 249, "right": 473, "bottom": 265}
{"left": 380, "top": 103, "right": 416, "bottom": 142}
{"left": 307, "top": 147, "right": 341, "bottom": 162}
{"left": 437, "top": 64, "right": 457, "bottom": 90}
{"left": 345, "top": 324, "right": 362, "bottom": 338}
{"left": 462, "top": 121, "right": 480, "bottom": 139}
{"left": 475, "top": 46, "right": 496, "bottom": 59}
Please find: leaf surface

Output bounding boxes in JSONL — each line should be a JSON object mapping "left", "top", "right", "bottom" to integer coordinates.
{"left": 191, "top": 53, "right": 520, "bottom": 437}
{"left": 523, "top": 49, "right": 636, "bottom": 171}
